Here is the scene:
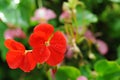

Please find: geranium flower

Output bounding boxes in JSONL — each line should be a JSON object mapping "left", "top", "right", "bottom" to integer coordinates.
{"left": 4, "top": 27, "right": 26, "bottom": 39}
{"left": 31, "top": 7, "right": 56, "bottom": 23}
{"left": 29, "top": 23, "right": 67, "bottom": 66}
{"left": 5, "top": 39, "right": 36, "bottom": 72}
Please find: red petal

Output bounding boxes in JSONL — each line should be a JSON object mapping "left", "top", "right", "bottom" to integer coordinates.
{"left": 19, "top": 52, "right": 37, "bottom": 72}
{"left": 49, "top": 31, "right": 67, "bottom": 54}
{"left": 29, "top": 31, "right": 46, "bottom": 48}
{"left": 5, "top": 39, "right": 25, "bottom": 51}
{"left": 6, "top": 50, "right": 24, "bottom": 69}
{"left": 33, "top": 45, "right": 50, "bottom": 64}
{"left": 46, "top": 47, "right": 64, "bottom": 66}
{"left": 33, "top": 23, "right": 54, "bottom": 40}
{"left": 46, "top": 31, "right": 67, "bottom": 66}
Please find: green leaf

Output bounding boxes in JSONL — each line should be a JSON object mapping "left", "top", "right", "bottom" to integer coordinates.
{"left": 117, "top": 45, "right": 120, "bottom": 59}
{"left": 110, "top": 0, "right": 120, "bottom": 3}
{"left": 0, "top": 66, "right": 5, "bottom": 79}
{"left": 0, "top": 0, "right": 36, "bottom": 28}
{"left": 109, "top": 19, "right": 120, "bottom": 38}
{"left": 18, "top": 0, "right": 36, "bottom": 28}
{"left": 55, "top": 66, "right": 81, "bottom": 80}
{"left": 116, "top": 46, "right": 120, "bottom": 65}
{"left": 76, "top": 6, "right": 98, "bottom": 26}
{"left": 0, "top": 0, "right": 10, "bottom": 10}
{"left": 79, "top": 65, "right": 92, "bottom": 79}
{"left": 0, "top": 21, "right": 7, "bottom": 61}
{"left": 95, "top": 60, "right": 120, "bottom": 80}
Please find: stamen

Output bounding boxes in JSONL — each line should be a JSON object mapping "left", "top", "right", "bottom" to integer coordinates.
{"left": 45, "top": 41, "right": 50, "bottom": 46}
{"left": 45, "top": 33, "right": 54, "bottom": 46}
{"left": 24, "top": 50, "right": 32, "bottom": 55}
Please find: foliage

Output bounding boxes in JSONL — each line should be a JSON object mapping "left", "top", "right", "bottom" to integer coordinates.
{"left": 0, "top": 0, "right": 120, "bottom": 80}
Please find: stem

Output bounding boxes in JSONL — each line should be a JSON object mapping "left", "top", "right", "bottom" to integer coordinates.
{"left": 71, "top": 9, "right": 78, "bottom": 27}
{"left": 38, "top": 0, "right": 43, "bottom": 8}
{"left": 65, "top": 23, "right": 70, "bottom": 37}
{"left": 64, "top": 22, "right": 74, "bottom": 42}
{"left": 69, "top": 24, "right": 74, "bottom": 38}
{"left": 71, "top": 9, "right": 79, "bottom": 40}
{"left": 72, "top": 39, "right": 83, "bottom": 59}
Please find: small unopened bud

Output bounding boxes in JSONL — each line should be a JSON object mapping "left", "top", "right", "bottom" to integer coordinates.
{"left": 88, "top": 52, "right": 96, "bottom": 60}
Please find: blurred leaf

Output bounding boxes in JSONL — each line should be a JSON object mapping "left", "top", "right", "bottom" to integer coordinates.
{"left": 55, "top": 66, "right": 81, "bottom": 80}
{"left": 48, "top": 19, "right": 57, "bottom": 27}
{"left": 76, "top": 6, "right": 98, "bottom": 26}
{"left": 0, "top": 66, "right": 4, "bottom": 79}
{"left": 100, "top": 6, "right": 120, "bottom": 38}
{"left": 116, "top": 45, "right": 120, "bottom": 65}
{"left": 52, "top": 0, "right": 60, "bottom": 3}
{"left": 79, "top": 65, "right": 92, "bottom": 79}
{"left": 95, "top": 60, "right": 120, "bottom": 80}
{"left": 18, "top": 0, "right": 36, "bottom": 28}
{"left": 0, "top": 21, "right": 7, "bottom": 60}
{"left": 117, "top": 45, "right": 120, "bottom": 59}
{"left": 109, "top": 19, "right": 120, "bottom": 38}
{"left": 0, "top": 0, "right": 10, "bottom": 10}
{"left": 24, "top": 68, "right": 48, "bottom": 80}
{"left": 9, "top": 69, "right": 23, "bottom": 80}
{"left": 110, "top": 0, "right": 120, "bottom": 3}
{"left": 0, "top": 0, "right": 36, "bottom": 28}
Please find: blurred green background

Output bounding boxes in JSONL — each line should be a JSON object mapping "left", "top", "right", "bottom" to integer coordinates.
{"left": 1, "top": 0, "right": 120, "bottom": 80}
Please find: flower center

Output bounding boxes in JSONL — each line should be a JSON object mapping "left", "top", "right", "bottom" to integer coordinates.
{"left": 24, "top": 50, "right": 32, "bottom": 55}
{"left": 45, "top": 34, "right": 54, "bottom": 46}
{"left": 45, "top": 41, "right": 50, "bottom": 46}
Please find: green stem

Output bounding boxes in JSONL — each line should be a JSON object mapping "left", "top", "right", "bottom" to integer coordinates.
{"left": 71, "top": 9, "right": 78, "bottom": 27}
{"left": 65, "top": 23, "right": 70, "bottom": 37}
{"left": 38, "top": 0, "right": 43, "bottom": 8}
{"left": 71, "top": 9, "right": 79, "bottom": 40}
{"left": 69, "top": 24, "right": 74, "bottom": 38}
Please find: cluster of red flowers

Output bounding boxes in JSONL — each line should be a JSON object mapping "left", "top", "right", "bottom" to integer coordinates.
{"left": 5, "top": 24, "right": 67, "bottom": 72}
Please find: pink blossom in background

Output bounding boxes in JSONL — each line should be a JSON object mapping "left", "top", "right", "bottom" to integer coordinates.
{"left": 59, "top": 11, "right": 71, "bottom": 21}
{"left": 31, "top": 7, "right": 56, "bottom": 23}
{"left": 66, "top": 45, "right": 74, "bottom": 59}
{"left": 96, "top": 39, "right": 108, "bottom": 55}
{"left": 84, "top": 30, "right": 108, "bottom": 55}
{"left": 77, "top": 76, "right": 88, "bottom": 80}
{"left": 84, "top": 30, "right": 96, "bottom": 43}
{"left": 4, "top": 27, "right": 26, "bottom": 39}
{"left": 64, "top": 34, "right": 74, "bottom": 59}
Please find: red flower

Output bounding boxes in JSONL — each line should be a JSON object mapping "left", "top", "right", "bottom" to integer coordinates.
{"left": 5, "top": 39, "right": 36, "bottom": 72}
{"left": 29, "top": 24, "right": 67, "bottom": 66}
